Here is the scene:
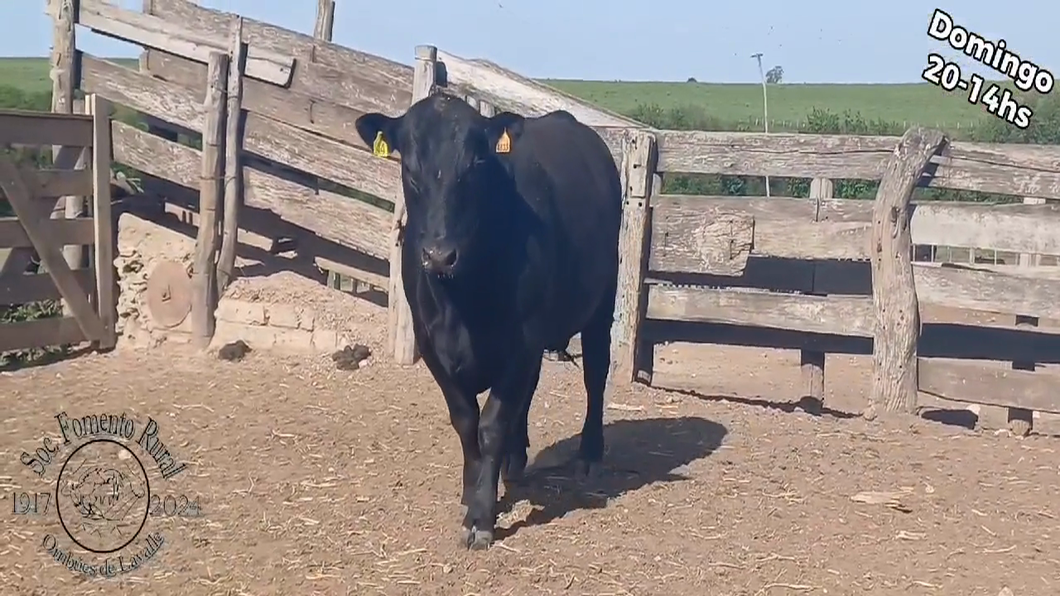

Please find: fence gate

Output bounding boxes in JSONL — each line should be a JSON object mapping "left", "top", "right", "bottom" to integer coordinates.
{"left": 0, "top": 96, "right": 117, "bottom": 354}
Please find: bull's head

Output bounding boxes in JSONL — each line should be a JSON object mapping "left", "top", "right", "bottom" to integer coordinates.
{"left": 355, "top": 93, "right": 524, "bottom": 279}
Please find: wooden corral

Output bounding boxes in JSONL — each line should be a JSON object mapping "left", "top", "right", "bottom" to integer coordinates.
{"left": 0, "top": 98, "right": 117, "bottom": 353}
{"left": 58, "top": 0, "right": 645, "bottom": 363}
{"left": 612, "top": 126, "right": 1060, "bottom": 434}
{"left": 39, "top": 0, "right": 1060, "bottom": 436}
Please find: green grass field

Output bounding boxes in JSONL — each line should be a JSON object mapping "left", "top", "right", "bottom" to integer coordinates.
{"left": 544, "top": 80, "right": 990, "bottom": 128}
{"left": 1, "top": 57, "right": 989, "bottom": 128}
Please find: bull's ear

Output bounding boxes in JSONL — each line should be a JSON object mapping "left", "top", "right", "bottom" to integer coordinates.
{"left": 355, "top": 112, "right": 402, "bottom": 157}
{"left": 484, "top": 112, "right": 525, "bottom": 155}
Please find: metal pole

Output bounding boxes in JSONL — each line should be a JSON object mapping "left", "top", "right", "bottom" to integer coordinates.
{"left": 751, "top": 52, "right": 770, "bottom": 197}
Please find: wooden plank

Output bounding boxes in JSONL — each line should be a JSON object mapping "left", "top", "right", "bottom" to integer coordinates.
{"left": 314, "top": 256, "right": 387, "bottom": 291}
{"left": 0, "top": 168, "right": 93, "bottom": 200}
{"left": 388, "top": 46, "right": 434, "bottom": 366}
{"left": 655, "top": 130, "right": 1060, "bottom": 199}
{"left": 0, "top": 110, "right": 93, "bottom": 147}
{"left": 688, "top": 258, "right": 1060, "bottom": 321}
{"left": 918, "top": 358, "right": 1060, "bottom": 414}
{"left": 48, "top": 0, "right": 76, "bottom": 115}
{"left": 652, "top": 195, "right": 1060, "bottom": 265}
{"left": 0, "top": 316, "right": 87, "bottom": 353}
{"left": 190, "top": 53, "right": 227, "bottom": 347}
{"left": 149, "top": 0, "right": 412, "bottom": 94}
{"left": 1019, "top": 197, "right": 1047, "bottom": 267}
{"left": 242, "top": 112, "right": 401, "bottom": 204}
{"left": 81, "top": 54, "right": 204, "bottom": 129}
{"left": 1008, "top": 194, "right": 1048, "bottom": 434}
{"left": 88, "top": 95, "right": 117, "bottom": 350}
{"left": 62, "top": 94, "right": 90, "bottom": 274}
{"left": 110, "top": 122, "right": 391, "bottom": 260}
{"left": 81, "top": 55, "right": 402, "bottom": 204}
{"left": 0, "top": 157, "right": 105, "bottom": 341}
{"left": 0, "top": 219, "right": 96, "bottom": 248}
{"left": 0, "top": 269, "right": 95, "bottom": 305}
{"left": 909, "top": 201, "right": 1060, "bottom": 256}
{"left": 217, "top": 18, "right": 247, "bottom": 294}
{"left": 612, "top": 131, "right": 656, "bottom": 382}
{"left": 78, "top": 0, "right": 294, "bottom": 86}
{"left": 913, "top": 262, "right": 1060, "bottom": 321}
{"left": 648, "top": 206, "right": 752, "bottom": 275}
{"left": 436, "top": 50, "right": 645, "bottom": 129}
{"left": 651, "top": 208, "right": 868, "bottom": 266}
{"left": 313, "top": 0, "right": 335, "bottom": 41}
{"left": 651, "top": 195, "right": 870, "bottom": 265}
{"left": 802, "top": 177, "right": 833, "bottom": 410}
{"left": 869, "top": 128, "right": 946, "bottom": 415}
{"left": 145, "top": 49, "right": 402, "bottom": 136}
{"left": 646, "top": 285, "right": 874, "bottom": 338}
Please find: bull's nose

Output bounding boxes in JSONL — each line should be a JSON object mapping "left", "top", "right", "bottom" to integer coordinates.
{"left": 422, "top": 245, "right": 458, "bottom": 275}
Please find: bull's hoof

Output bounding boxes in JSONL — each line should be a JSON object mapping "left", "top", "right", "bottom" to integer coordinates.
{"left": 574, "top": 458, "right": 603, "bottom": 480}
{"left": 501, "top": 451, "right": 528, "bottom": 484}
{"left": 458, "top": 526, "right": 494, "bottom": 550}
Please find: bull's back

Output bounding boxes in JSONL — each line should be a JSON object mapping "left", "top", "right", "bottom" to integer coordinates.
{"left": 517, "top": 112, "right": 622, "bottom": 248}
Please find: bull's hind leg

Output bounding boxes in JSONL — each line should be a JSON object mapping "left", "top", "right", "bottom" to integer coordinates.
{"left": 576, "top": 290, "right": 616, "bottom": 478}
{"left": 501, "top": 392, "right": 532, "bottom": 484}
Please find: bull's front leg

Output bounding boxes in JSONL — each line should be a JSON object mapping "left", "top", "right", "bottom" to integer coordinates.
{"left": 417, "top": 347, "right": 482, "bottom": 511}
{"left": 462, "top": 354, "right": 543, "bottom": 550}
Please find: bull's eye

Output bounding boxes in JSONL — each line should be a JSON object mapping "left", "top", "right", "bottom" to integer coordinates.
{"left": 403, "top": 174, "right": 419, "bottom": 194}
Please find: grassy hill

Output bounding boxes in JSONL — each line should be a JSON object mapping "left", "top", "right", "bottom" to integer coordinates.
{"left": 1, "top": 57, "right": 987, "bottom": 129}
{"left": 544, "top": 80, "right": 989, "bottom": 128}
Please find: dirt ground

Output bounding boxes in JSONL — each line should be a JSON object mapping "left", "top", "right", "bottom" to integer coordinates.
{"left": 2, "top": 290, "right": 1060, "bottom": 596}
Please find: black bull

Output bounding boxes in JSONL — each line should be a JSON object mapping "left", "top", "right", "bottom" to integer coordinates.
{"left": 355, "top": 93, "right": 622, "bottom": 550}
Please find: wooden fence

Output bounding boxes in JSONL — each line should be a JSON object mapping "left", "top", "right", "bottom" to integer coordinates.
{"left": 40, "top": 0, "right": 1060, "bottom": 433}
{"left": 0, "top": 97, "right": 117, "bottom": 353}
{"left": 55, "top": 0, "right": 643, "bottom": 359}
{"left": 606, "top": 126, "right": 1060, "bottom": 434}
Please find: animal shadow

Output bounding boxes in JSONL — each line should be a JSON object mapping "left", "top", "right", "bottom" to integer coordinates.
{"left": 496, "top": 416, "right": 726, "bottom": 540}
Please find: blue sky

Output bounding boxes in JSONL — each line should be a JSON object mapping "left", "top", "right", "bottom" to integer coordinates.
{"left": 2, "top": 0, "right": 1054, "bottom": 83}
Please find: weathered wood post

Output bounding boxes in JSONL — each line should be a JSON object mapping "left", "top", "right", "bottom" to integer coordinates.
{"left": 800, "top": 177, "right": 833, "bottom": 412}
{"left": 388, "top": 45, "right": 437, "bottom": 364}
{"left": 216, "top": 17, "right": 248, "bottom": 294}
{"left": 49, "top": 0, "right": 85, "bottom": 274}
{"left": 1005, "top": 195, "right": 1046, "bottom": 435}
{"left": 191, "top": 52, "right": 229, "bottom": 348}
{"left": 87, "top": 94, "right": 117, "bottom": 350}
{"left": 313, "top": 0, "right": 336, "bottom": 41}
{"left": 867, "top": 127, "right": 946, "bottom": 417}
{"left": 611, "top": 130, "right": 657, "bottom": 383}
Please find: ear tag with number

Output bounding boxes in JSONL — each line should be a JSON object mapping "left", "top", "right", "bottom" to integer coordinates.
{"left": 495, "top": 129, "right": 511, "bottom": 154}
{"left": 373, "top": 131, "right": 390, "bottom": 158}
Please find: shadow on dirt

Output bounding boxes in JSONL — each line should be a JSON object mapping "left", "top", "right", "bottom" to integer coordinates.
{"left": 496, "top": 416, "right": 726, "bottom": 541}
{"left": 665, "top": 386, "right": 861, "bottom": 420}
{"left": 919, "top": 408, "right": 977, "bottom": 429}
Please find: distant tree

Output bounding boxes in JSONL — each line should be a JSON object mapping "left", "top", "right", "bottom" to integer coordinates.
{"left": 686, "top": 77, "right": 697, "bottom": 83}
{"left": 765, "top": 65, "right": 784, "bottom": 84}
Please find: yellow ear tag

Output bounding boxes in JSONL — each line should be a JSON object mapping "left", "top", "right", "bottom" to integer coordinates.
{"left": 495, "top": 129, "right": 511, "bottom": 154}
{"left": 373, "top": 131, "right": 390, "bottom": 158}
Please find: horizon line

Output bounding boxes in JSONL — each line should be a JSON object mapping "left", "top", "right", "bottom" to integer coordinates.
{"left": 0, "top": 56, "right": 1006, "bottom": 86}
